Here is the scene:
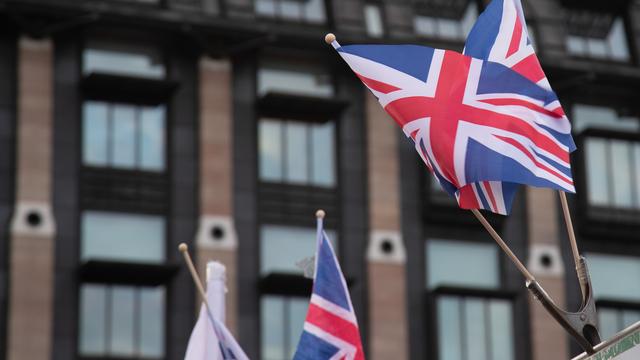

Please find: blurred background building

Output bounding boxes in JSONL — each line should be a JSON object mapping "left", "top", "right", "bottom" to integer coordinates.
{"left": 0, "top": 0, "right": 639, "bottom": 359}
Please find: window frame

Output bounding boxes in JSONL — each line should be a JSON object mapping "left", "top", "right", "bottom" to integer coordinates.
{"left": 570, "top": 102, "right": 640, "bottom": 229}
{"left": 252, "top": 0, "right": 332, "bottom": 26}
{"left": 77, "top": 35, "right": 175, "bottom": 360}
{"left": 412, "top": 0, "right": 484, "bottom": 44}
{"left": 423, "top": 236, "right": 520, "bottom": 360}
{"left": 564, "top": 12, "right": 636, "bottom": 65}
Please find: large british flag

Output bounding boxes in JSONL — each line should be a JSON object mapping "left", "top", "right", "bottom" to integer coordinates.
{"left": 461, "top": 0, "right": 573, "bottom": 213}
{"left": 293, "top": 216, "right": 364, "bottom": 360}
{"left": 331, "top": 40, "right": 576, "bottom": 214}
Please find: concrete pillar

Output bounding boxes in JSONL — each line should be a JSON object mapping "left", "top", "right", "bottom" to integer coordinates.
{"left": 365, "top": 92, "right": 408, "bottom": 359}
{"left": 526, "top": 188, "right": 569, "bottom": 360}
{"left": 8, "top": 37, "right": 55, "bottom": 360}
{"left": 196, "top": 57, "right": 238, "bottom": 334}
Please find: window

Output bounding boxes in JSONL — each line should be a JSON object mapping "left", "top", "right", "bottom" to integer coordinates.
{"left": 261, "top": 295, "right": 308, "bottom": 360}
{"left": 79, "top": 285, "right": 165, "bottom": 358}
{"left": 588, "top": 253, "right": 640, "bottom": 339}
{"left": 261, "top": 226, "right": 336, "bottom": 275}
{"left": 427, "top": 239, "right": 514, "bottom": 360}
{"left": 566, "top": 16, "right": 630, "bottom": 62}
{"left": 83, "top": 101, "right": 166, "bottom": 172}
{"left": 259, "top": 119, "right": 336, "bottom": 187}
{"left": 81, "top": 211, "right": 166, "bottom": 263}
{"left": 414, "top": 1, "right": 478, "bottom": 41}
{"left": 364, "top": 4, "right": 384, "bottom": 38}
{"left": 254, "top": 0, "right": 326, "bottom": 24}
{"left": 83, "top": 42, "right": 165, "bottom": 79}
{"left": 260, "top": 226, "right": 337, "bottom": 359}
{"left": 78, "top": 212, "right": 167, "bottom": 359}
{"left": 573, "top": 105, "right": 640, "bottom": 209}
{"left": 258, "top": 62, "right": 333, "bottom": 98}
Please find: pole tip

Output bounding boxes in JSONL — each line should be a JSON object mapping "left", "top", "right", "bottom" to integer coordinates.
{"left": 178, "top": 243, "right": 188, "bottom": 253}
{"left": 316, "top": 209, "right": 326, "bottom": 219}
{"left": 324, "top": 33, "right": 336, "bottom": 45}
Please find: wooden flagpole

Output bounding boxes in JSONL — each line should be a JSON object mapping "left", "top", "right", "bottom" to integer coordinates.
{"left": 558, "top": 191, "right": 588, "bottom": 298}
{"left": 179, "top": 243, "right": 213, "bottom": 312}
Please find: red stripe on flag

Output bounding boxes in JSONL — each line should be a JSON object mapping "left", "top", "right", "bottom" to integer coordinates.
{"left": 478, "top": 98, "right": 564, "bottom": 119}
{"left": 355, "top": 73, "right": 401, "bottom": 94}
{"left": 511, "top": 54, "right": 545, "bottom": 84}
{"left": 494, "top": 135, "right": 573, "bottom": 186}
{"left": 507, "top": 16, "right": 523, "bottom": 58}
{"left": 482, "top": 181, "right": 499, "bottom": 212}
{"left": 457, "top": 185, "right": 481, "bottom": 210}
{"left": 306, "top": 303, "right": 365, "bottom": 360}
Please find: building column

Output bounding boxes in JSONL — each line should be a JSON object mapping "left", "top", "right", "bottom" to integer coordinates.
{"left": 526, "top": 188, "right": 568, "bottom": 360}
{"left": 196, "top": 57, "right": 238, "bottom": 333}
{"left": 8, "top": 37, "right": 55, "bottom": 360}
{"left": 365, "top": 92, "right": 408, "bottom": 359}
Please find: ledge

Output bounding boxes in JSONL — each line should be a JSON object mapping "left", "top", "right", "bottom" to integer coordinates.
{"left": 257, "top": 92, "right": 349, "bottom": 122}
{"left": 78, "top": 260, "right": 179, "bottom": 286}
{"left": 82, "top": 73, "right": 178, "bottom": 106}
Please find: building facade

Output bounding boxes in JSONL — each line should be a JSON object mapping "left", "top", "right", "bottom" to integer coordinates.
{"left": 0, "top": 0, "right": 639, "bottom": 359}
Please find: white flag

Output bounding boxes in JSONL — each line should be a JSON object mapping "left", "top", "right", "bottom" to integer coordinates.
{"left": 184, "top": 261, "right": 249, "bottom": 360}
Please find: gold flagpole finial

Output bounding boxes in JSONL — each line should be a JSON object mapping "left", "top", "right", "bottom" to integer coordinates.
{"left": 316, "top": 209, "right": 326, "bottom": 219}
{"left": 324, "top": 33, "right": 336, "bottom": 45}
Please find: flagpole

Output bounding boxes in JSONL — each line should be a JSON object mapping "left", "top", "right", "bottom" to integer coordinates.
{"left": 558, "top": 191, "right": 588, "bottom": 299}
{"left": 178, "top": 243, "right": 213, "bottom": 313}
{"left": 471, "top": 209, "right": 535, "bottom": 282}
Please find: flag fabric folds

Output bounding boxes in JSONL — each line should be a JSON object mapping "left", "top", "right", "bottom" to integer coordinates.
{"left": 331, "top": 39, "right": 576, "bottom": 215}
{"left": 459, "top": 0, "right": 574, "bottom": 213}
{"left": 185, "top": 262, "right": 249, "bottom": 360}
{"left": 293, "top": 217, "right": 365, "bottom": 360}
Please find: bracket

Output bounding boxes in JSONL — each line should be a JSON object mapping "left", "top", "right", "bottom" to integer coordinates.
{"left": 526, "top": 256, "right": 601, "bottom": 354}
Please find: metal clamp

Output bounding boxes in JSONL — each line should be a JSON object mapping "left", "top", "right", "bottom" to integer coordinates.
{"left": 526, "top": 257, "right": 601, "bottom": 354}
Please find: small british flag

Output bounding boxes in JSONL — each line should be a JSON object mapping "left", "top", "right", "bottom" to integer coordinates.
{"left": 293, "top": 213, "right": 364, "bottom": 360}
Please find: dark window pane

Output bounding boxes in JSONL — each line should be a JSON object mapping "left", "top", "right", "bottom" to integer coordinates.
{"left": 427, "top": 239, "right": 499, "bottom": 289}
{"left": 489, "top": 300, "right": 514, "bottom": 360}
{"left": 567, "top": 36, "right": 587, "bottom": 56}
{"left": 588, "top": 253, "right": 640, "bottom": 301}
{"left": 139, "top": 106, "right": 166, "bottom": 171}
{"left": 287, "top": 298, "right": 308, "bottom": 358}
{"left": 261, "top": 296, "right": 285, "bottom": 360}
{"left": 364, "top": 4, "right": 384, "bottom": 37}
{"left": 79, "top": 285, "right": 107, "bottom": 355}
{"left": 598, "top": 308, "right": 620, "bottom": 340}
{"left": 311, "top": 122, "right": 335, "bottom": 187}
{"left": 110, "top": 286, "right": 135, "bottom": 356}
{"left": 460, "top": 2, "right": 478, "bottom": 38}
{"left": 84, "top": 44, "right": 165, "bottom": 79}
{"left": 259, "top": 120, "right": 284, "bottom": 182}
{"left": 585, "top": 138, "right": 609, "bottom": 206}
{"left": 438, "top": 19, "right": 461, "bottom": 40}
{"left": 414, "top": 16, "right": 437, "bottom": 37}
{"left": 255, "top": 0, "right": 277, "bottom": 16}
{"left": 83, "top": 101, "right": 109, "bottom": 166}
{"left": 112, "top": 105, "right": 137, "bottom": 169}
{"left": 611, "top": 140, "right": 633, "bottom": 208}
{"left": 608, "top": 19, "right": 630, "bottom": 61}
{"left": 258, "top": 62, "right": 333, "bottom": 97}
{"left": 81, "top": 211, "right": 166, "bottom": 263}
{"left": 464, "top": 299, "right": 487, "bottom": 360}
{"left": 139, "top": 287, "right": 165, "bottom": 357}
{"left": 285, "top": 122, "right": 309, "bottom": 184}
{"left": 303, "top": 0, "right": 326, "bottom": 23}
{"left": 280, "top": 0, "right": 302, "bottom": 20}
{"left": 438, "top": 296, "right": 462, "bottom": 360}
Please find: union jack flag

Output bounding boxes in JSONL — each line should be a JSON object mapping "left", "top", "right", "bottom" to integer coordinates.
{"left": 461, "top": 0, "right": 571, "bottom": 213}
{"left": 331, "top": 40, "right": 576, "bottom": 214}
{"left": 293, "top": 216, "right": 364, "bottom": 360}
{"left": 465, "top": 0, "right": 551, "bottom": 90}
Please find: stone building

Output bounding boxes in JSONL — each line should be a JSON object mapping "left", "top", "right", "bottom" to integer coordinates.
{"left": 0, "top": 0, "right": 639, "bottom": 359}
